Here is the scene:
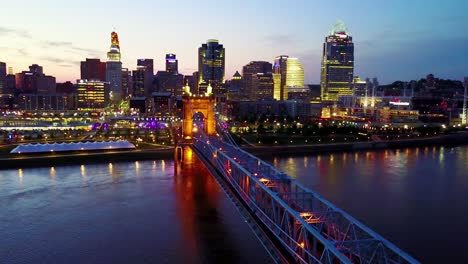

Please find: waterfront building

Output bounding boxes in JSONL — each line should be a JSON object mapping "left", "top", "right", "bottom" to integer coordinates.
{"left": 76, "top": 79, "right": 109, "bottom": 111}
{"left": 198, "top": 39, "right": 225, "bottom": 94}
{"left": 106, "top": 31, "right": 123, "bottom": 103}
{"left": 18, "top": 93, "right": 75, "bottom": 111}
{"left": 320, "top": 21, "right": 354, "bottom": 102}
{"left": 81, "top": 58, "right": 106, "bottom": 81}
{"left": 165, "top": 54, "right": 178, "bottom": 74}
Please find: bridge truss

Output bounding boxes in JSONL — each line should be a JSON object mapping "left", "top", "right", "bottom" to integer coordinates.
{"left": 184, "top": 99, "right": 418, "bottom": 263}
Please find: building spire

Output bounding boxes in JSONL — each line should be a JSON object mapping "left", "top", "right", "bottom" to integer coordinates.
{"left": 107, "top": 31, "right": 121, "bottom": 61}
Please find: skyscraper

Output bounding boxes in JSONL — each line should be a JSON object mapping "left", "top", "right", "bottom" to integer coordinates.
{"left": 273, "top": 55, "right": 288, "bottom": 100}
{"left": 106, "top": 31, "right": 123, "bottom": 103}
{"left": 121, "top": 68, "right": 131, "bottom": 98}
{"left": 81, "top": 58, "right": 106, "bottom": 81}
{"left": 320, "top": 21, "right": 354, "bottom": 102}
{"left": 242, "top": 61, "right": 273, "bottom": 101}
{"left": 198, "top": 39, "right": 225, "bottom": 93}
{"left": 137, "top": 59, "right": 154, "bottom": 96}
{"left": 132, "top": 66, "right": 146, "bottom": 97}
{"left": 0, "top": 62, "right": 6, "bottom": 94}
{"left": 285, "top": 58, "right": 304, "bottom": 89}
{"left": 165, "top": 54, "right": 178, "bottom": 74}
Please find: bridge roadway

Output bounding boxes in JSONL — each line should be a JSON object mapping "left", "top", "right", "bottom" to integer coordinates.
{"left": 189, "top": 122, "right": 419, "bottom": 264}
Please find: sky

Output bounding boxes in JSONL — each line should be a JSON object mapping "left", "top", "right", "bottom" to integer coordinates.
{"left": 0, "top": 0, "right": 467, "bottom": 84}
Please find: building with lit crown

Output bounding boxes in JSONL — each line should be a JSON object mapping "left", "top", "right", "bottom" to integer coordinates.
{"left": 320, "top": 21, "right": 354, "bottom": 102}
{"left": 106, "top": 31, "right": 123, "bottom": 103}
{"left": 166, "top": 54, "right": 178, "bottom": 74}
{"left": 273, "top": 55, "right": 288, "bottom": 100}
{"left": 198, "top": 39, "right": 225, "bottom": 94}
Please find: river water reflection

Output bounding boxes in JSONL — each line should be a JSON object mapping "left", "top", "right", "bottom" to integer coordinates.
{"left": 1, "top": 145, "right": 467, "bottom": 263}
{"left": 269, "top": 145, "right": 468, "bottom": 263}
{"left": 0, "top": 151, "right": 272, "bottom": 264}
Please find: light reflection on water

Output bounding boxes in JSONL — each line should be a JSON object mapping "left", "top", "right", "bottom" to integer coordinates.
{"left": 271, "top": 145, "right": 468, "bottom": 264}
{"left": 0, "top": 157, "right": 272, "bottom": 264}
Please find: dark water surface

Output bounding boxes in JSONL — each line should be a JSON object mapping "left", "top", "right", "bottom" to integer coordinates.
{"left": 1, "top": 145, "right": 467, "bottom": 263}
{"left": 270, "top": 145, "right": 468, "bottom": 263}
{"left": 0, "top": 151, "right": 273, "bottom": 264}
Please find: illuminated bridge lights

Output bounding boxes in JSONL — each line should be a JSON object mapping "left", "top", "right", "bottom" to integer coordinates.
{"left": 258, "top": 178, "right": 277, "bottom": 188}
{"left": 299, "top": 212, "right": 322, "bottom": 224}
{"left": 188, "top": 107, "right": 417, "bottom": 263}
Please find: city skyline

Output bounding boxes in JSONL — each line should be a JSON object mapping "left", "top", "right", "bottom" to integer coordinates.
{"left": 1, "top": 0, "right": 467, "bottom": 84}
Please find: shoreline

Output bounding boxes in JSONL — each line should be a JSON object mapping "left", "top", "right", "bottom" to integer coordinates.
{"left": 1, "top": 133, "right": 467, "bottom": 170}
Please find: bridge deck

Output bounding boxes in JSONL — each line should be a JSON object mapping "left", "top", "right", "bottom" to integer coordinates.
{"left": 191, "top": 131, "right": 418, "bottom": 264}
{"left": 182, "top": 100, "right": 418, "bottom": 264}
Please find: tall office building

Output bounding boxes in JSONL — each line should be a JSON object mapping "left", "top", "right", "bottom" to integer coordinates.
{"left": 132, "top": 66, "right": 146, "bottom": 97}
{"left": 273, "top": 55, "right": 288, "bottom": 100}
{"left": 137, "top": 59, "right": 154, "bottom": 96}
{"left": 81, "top": 58, "right": 106, "bottom": 81}
{"left": 198, "top": 39, "right": 225, "bottom": 93}
{"left": 242, "top": 61, "right": 273, "bottom": 101}
{"left": 0, "top": 62, "right": 6, "bottom": 94}
{"left": 320, "top": 21, "right": 354, "bottom": 102}
{"left": 285, "top": 58, "right": 304, "bottom": 89}
{"left": 165, "top": 54, "right": 178, "bottom": 74}
{"left": 106, "top": 31, "right": 123, "bottom": 103}
{"left": 121, "top": 68, "right": 131, "bottom": 98}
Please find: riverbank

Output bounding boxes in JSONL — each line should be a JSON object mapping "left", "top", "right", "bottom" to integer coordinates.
{"left": 1, "top": 132, "right": 467, "bottom": 170}
{"left": 244, "top": 132, "right": 468, "bottom": 158}
{"left": 0, "top": 148, "right": 174, "bottom": 170}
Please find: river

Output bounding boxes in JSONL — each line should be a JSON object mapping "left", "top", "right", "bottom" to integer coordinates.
{"left": 1, "top": 145, "right": 467, "bottom": 263}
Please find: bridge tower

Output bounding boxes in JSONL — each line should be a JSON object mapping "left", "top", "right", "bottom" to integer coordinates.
{"left": 182, "top": 95, "right": 216, "bottom": 140}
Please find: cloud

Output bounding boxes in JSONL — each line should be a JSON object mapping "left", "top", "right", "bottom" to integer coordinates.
{"left": 40, "top": 40, "right": 102, "bottom": 57}
{"left": 39, "top": 56, "right": 66, "bottom": 64}
{"left": 0, "top": 26, "right": 31, "bottom": 38}
{"left": 44, "top": 41, "right": 74, "bottom": 47}
{"left": 17, "top": 48, "right": 29, "bottom": 56}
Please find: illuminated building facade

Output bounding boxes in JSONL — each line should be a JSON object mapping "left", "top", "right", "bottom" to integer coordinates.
{"left": 320, "top": 21, "right": 354, "bottom": 102}
{"left": 81, "top": 58, "right": 106, "bottom": 81}
{"left": 285, "top": 58, "right": 304, "bottom": 89}
{"left": 166, "top": 54, "right": 178, "bottom": 74}
{"left": 77, "top": 79, "right": 109, "bottom": 111}
{"left": 106, "top": 31, "right": 123, "bottom": 103}
{"left": 273, "top": 55, "right": 288, "bottom": 100}
{"left": 198, "top": 39, "right": 225, "bottom": 94}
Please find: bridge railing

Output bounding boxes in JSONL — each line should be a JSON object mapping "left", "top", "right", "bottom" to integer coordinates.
{"left": 190, "top": 117, "right": 418, "bottom": 264}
